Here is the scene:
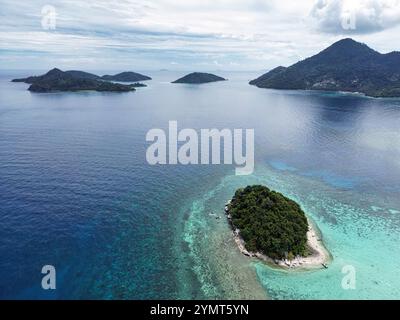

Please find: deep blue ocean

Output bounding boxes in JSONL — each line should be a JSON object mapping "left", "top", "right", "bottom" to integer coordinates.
{"left": 1, "top": 70, "right": 400, "bottom": 299}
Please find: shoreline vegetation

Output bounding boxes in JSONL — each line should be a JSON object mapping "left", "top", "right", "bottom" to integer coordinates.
{"left": 225, "top": 186, "right": 330, "bottom": 270}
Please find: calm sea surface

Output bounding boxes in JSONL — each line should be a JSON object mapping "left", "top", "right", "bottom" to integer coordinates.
{"left": 0, "top": 70, "right": 399, "bottom": 299}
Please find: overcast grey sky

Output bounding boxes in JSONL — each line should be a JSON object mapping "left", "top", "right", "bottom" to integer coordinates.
{"left": 1, "top": 0, "right": 399, "bottom": 71}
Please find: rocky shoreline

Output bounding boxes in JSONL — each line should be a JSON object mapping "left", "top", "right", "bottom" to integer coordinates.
{"left": 225, "top": 201, "right": 331, "bottom": 269}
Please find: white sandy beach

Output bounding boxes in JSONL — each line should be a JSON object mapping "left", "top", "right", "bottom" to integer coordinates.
{"left": 225, "top": 203, "right": 330, "bottom": 269}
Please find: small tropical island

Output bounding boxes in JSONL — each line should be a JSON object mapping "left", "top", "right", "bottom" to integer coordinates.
{"left": 172, "top": 72, "right": 226, "bottom": 84}
{"left": 12, "top": 68, "right": 150, "bottom": 93}
{"left": 101, "top": 71, "right": 152, "bottom": 82}
{"left": 250, "top": 38, "right": 400, "bottom": 98}
{"left": 225, "top": 185, "right": 330, "bottom": 269}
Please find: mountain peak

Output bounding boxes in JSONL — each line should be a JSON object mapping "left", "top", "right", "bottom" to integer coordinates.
{"left": 333, "top": 38, "right": 358, "bottom": 45}
{"left": 331, "top": 38, "right": 365, "bottom": 47}
{"left": 46, "top": 68, "right": 64, "bottom": 76}
{"left": 321, "top": 38, "right": 378, "bottom": 56}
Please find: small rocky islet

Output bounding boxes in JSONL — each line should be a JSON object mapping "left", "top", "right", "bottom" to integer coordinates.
{"left": 101, "top": 71, "right": 152, "bottom": 82}
{"left": 172, "top": 72, "right": 226, "bottom": 84}
{"left": 225, "top": 185, "right": 330, "bottom": 269}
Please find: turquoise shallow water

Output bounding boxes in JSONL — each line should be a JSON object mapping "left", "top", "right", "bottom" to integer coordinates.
{"left": 182, "top": 165, "right": 400, "bottom": 299}
{"left": 1, "top": 70, "right": 400, "bottom": 299}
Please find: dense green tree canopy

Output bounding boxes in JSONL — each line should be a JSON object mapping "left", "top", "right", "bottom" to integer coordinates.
{"left": 228, "top": 185, "right": 308, "bottom": 259}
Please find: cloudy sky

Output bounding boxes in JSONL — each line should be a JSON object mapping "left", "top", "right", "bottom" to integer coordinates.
{"left": 0, "top": 0, "right": 399, "bottom": 71}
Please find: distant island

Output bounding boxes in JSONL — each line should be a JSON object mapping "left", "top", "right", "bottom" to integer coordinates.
{"left": 101, "top": 71, "right": 152, "bottom": 82}
{"left": 130, "top": 83, "right": 147, "bottom": 88}
{"left": 12, "top": 68, "right": 141, "bottom": 92}
{"left": 172, "top": 72, "right": 226, "bottom": 84}
{"left": 250, "top": 38, "right": 400, "bottom": 98}
{"left": 225, "top": 185, "right": 330, "bottom": 269}
{"left": 12, "top": 69, "right": 101, "bottom": 83}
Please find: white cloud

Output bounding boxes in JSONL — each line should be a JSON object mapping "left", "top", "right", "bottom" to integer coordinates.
{"left": 311, "top": 0, "right": 400, "bottom": 34}
{"left": 0, "top": 0, "right": 399, "bottom": 70}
